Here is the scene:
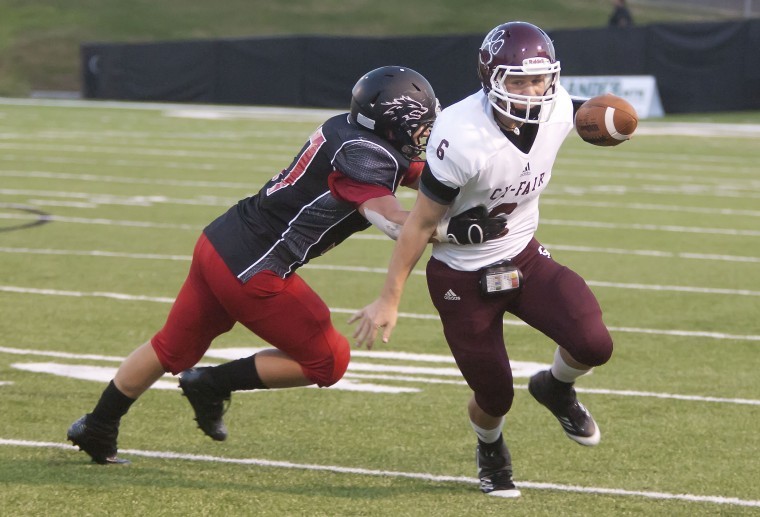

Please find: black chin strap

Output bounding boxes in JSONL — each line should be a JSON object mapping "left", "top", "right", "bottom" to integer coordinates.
{"left": 493, "top": 109, "right": 523, "bottom": 135}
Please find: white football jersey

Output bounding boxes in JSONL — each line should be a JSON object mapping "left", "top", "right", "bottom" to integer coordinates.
{"left": 425, "top": 86, "right": 574, "bottom": 271}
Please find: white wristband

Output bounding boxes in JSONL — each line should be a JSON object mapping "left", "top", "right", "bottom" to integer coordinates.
{"left": 363, "top": 208, "right": 402, "bottom": 240}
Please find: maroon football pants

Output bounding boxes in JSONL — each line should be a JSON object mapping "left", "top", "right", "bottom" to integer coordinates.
{"left": 426, "top": 238, "right": 613, "bottom": 417}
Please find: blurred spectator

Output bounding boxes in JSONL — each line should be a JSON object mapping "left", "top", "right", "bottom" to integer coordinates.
{"left": 609, "top": 0, "right": 634, "bottom": 27}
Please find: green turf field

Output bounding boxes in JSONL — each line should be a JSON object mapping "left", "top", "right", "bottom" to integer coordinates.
{"left": 1, "top": 99, "right": 759, "bottom": 516}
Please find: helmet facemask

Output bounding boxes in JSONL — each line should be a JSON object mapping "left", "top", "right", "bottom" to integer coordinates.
{"left": 393, "top": 120, "right": 432, "bottom": 158}
{"left": 486, "top": 60, "right": 560, "bottom": 124}
{"left": 391, "top": 98, "right": 439, "bottom": 158}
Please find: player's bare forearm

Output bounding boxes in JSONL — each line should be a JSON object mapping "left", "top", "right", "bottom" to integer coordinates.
{"left": 380, "top": 205, "right": 436, "bottom": 303}
{"left": 350, "top": 193, "right": 446, "bottom": 349}
{"left": 359, "top": 193, "right": 447, "bottom": 243}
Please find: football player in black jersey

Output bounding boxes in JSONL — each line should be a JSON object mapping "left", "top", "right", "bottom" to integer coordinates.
{"left": 67, "top": 66, "right": 507, "bottom": 464}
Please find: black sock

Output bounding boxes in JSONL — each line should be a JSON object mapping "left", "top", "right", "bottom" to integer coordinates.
{"left": 90, "top": 380, "right": 136, "bottom": 426}
{"left": 208, "top": 354, "right": 267, "bottom": 393}
{"left": 548, "top": 371, "right": 574, "bottom": 388}
{"left": 478, "top": 433, "right": 504, "bottom": 451}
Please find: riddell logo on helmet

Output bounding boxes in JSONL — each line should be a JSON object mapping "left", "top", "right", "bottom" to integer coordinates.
{"left": 523, "top": 58, "right": 549, "bottom": 66}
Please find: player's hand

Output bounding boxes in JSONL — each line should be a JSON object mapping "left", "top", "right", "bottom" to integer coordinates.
{"left": 348, "top": 298, "right": 398, "bottom": 350}
{"left": 437, "top": 206, "right": 508, "bottom": 244}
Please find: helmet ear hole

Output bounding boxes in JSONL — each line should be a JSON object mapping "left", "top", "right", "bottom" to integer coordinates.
{"left": 350, "top": 66, "right": 438, "bottom": 158}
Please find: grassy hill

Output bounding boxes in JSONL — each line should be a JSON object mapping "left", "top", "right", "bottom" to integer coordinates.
{"left": 0, "top": 0, "right": 742, "bottom": 97}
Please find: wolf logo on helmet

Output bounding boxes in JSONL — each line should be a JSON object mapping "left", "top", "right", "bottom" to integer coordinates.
{"left": 382, "top": 95, "right": 430, "bottom": 123}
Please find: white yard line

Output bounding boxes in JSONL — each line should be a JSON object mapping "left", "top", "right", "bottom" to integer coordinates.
{"left": 5, "top": 186, "right": 760, "bottom": 219}
{"left": 9, "top": 249, "right": 759, "bottom": 296}
{"left": 2, "top": 344, "right": 758, "bottom": 407}
{"left": 0, "top": 287, "right": 758, "bottom": 342}
{"left": 0, "top": 212, "right": 202, "bottom": 230}
{"left": 0, "top": 438, "right": 758, "bottom": 508}
{"left": 2, "top": 245, "right": 758, "bottom": 264}
{"left": 541, "top": 218, "right": 760, "bottom": 237}
{"left": 3, "top": 168, "right": 760, "bottom": 199}
{"left": 0, "top": 142, "right": 285, "bottom": 162}
{"left": 0, "top": 96, "right": 342, "bottom": 121}
{"left": 0, "top": 170, "right": 255, "bottom": 189}
{"left": 3, "top": 96, "right": 759, "bottom": 137}
{"left": 3, "top": 208, "right": 760, "bottom": 239}
{"left": 0, "top": 247, "right": 193, "bottom": 261}
{"left": 539, "top": 198, "right": 760, "bottom": 218}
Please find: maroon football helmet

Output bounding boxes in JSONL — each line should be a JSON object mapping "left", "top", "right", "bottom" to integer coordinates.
{"left": 477, "top": 22, "right": 561, "bottom": 124}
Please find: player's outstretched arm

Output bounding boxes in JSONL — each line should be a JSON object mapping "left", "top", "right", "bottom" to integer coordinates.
{"left": 350, "top": 192, "right": 447, "bottom": 349}
{"left": 359, "top": 196, "right": 506, "bottom": 244}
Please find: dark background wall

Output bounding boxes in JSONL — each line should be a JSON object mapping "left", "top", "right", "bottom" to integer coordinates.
{"left": 81, "top": 20, "right": 760, "bottom": 114}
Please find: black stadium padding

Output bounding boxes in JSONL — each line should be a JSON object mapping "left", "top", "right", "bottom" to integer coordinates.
{"left": 81, "top": 19, "right": 760, "bottom": 114}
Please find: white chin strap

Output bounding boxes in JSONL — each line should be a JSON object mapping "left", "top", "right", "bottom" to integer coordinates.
{"left": 487, "top": 61, "right": 561, "bottom": 124}
{"left": 488, "top": 90, "right": 556, "bottom": 124}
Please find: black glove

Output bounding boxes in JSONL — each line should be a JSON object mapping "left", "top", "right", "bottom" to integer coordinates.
{"left": 436, "top": 206, "right": 508, "bottom": 244}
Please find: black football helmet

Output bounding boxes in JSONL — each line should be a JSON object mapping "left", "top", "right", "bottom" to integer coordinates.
{"left": 350, "top": 66, "right": 439, "bottom": 158}
{"left": 477, "top": 21, "right": 561, "bottom": 124}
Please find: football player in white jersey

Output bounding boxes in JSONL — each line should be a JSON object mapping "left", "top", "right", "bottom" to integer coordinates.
{"left": 352, "top": 22, "right": 614, "bottom": 498}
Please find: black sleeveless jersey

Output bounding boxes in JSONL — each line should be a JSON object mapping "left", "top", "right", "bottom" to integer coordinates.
{"left": 203, "top": 113, "right": 415, "bottom": 282}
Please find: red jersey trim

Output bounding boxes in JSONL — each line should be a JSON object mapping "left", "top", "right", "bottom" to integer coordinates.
{"left": 328, "top": 171, "right": 393, "bottom": 207}
{"left": 402, "top": 160, "right": 425, "bottom": 187}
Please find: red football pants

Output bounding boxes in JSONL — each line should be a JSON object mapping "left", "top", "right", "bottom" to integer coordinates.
{"left": 151, "top": 234, "right": 350, "bottom": 386}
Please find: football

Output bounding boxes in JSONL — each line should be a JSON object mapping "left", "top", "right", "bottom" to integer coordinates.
{"left": 574, "top": 94, "right": 638, "bottom": 146}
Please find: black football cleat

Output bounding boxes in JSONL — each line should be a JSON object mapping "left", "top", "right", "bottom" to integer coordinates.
{"left": 67, "top": 414, "right": 129, "bottom": 465}
{"left": 179, "top": 367, "right": 230, "bottom": 441}
{"left": 476, "top": 436, "right": 521, "bottom": 498}
{"left": 528, "top": 369, "right": 600, "bottom": 446}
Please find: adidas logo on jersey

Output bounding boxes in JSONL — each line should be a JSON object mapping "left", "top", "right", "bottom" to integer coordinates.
{"left": 443, "top": 289, "right": 461, "bottom": 301}
{"left": 520, "top": 162, "right": 531, "bottom": 177}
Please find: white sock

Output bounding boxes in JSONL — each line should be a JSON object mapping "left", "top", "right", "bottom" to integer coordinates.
{"left": 550, "top": 347, "right": 591, "bottom": 383}
{"left": 470, "top": 417, "right": 504, "bottom": 444}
